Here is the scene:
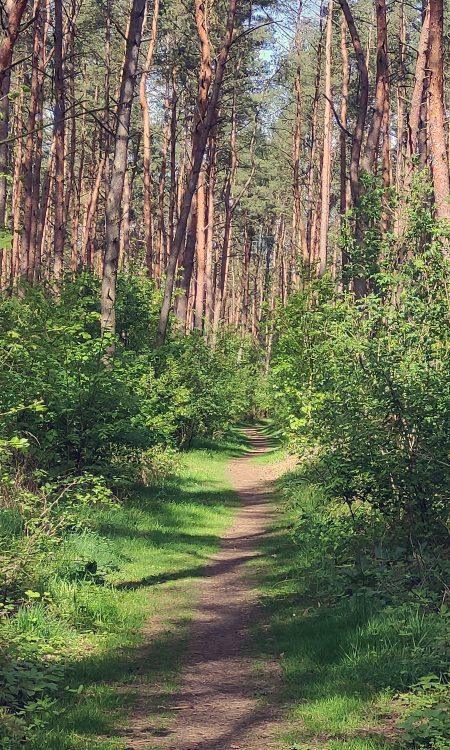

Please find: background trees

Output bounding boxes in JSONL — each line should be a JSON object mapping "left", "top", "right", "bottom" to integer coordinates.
{"left": 0, "top": 0, "right": 447, "bottom": 329}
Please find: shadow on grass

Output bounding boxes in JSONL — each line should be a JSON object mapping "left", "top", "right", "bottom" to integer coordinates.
{"left": 252, "top": 491, "right": 442, "bottom": 749}
{"left": 191, "top": 425, "right": 251, "bottom": 457}
{"left": 23, "top": 427, "right": 254, "bottom": 750}
{"left": 27, "top": 622, "right": 191, "bottom": 749}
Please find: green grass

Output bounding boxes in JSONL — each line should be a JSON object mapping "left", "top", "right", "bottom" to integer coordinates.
{"left": 252, "top": 463, "right": 447, "bottom": 750}
{"left": 255, "top": 519, "right": 397, "bottom": 749}
{"left": 2, "top": 431, "right": 246, "bottom": 750}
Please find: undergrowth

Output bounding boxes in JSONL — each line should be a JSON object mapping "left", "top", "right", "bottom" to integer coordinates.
{"left": 257, "top": 468, "right": 450, "bottom": 750}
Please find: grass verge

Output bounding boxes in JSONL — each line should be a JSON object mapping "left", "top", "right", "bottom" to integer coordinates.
{"left": 255, "top": 465, "right": 449, "bottom": 750}
{"left": 1, "top": 431, "right": 245, "bottom": 750}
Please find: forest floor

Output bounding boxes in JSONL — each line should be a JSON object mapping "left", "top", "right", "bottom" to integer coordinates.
{"left": 27, "top": 426, "right": 414, "bottom": 750}
{"left": 122, "top": 426, "right": 292, "bottom": 750}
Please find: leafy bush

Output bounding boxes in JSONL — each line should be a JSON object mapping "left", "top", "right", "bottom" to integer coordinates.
{"left": 270, "top": 178, "right": 449, "bottom": 748}
{"left": 400, "top": 676, "right": 450, "bottom": 750}
{"left": 54, "top": 531, "right": 120, "bottom": 584}
{"left": 271, "top": 190, "right": 450, "bottom": 542}
{"left": 0, "top": 271, "right": 259, "bottom": 747}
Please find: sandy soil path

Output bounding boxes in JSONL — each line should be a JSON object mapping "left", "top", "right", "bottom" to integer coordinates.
{"left": 125, "top": 427, "right": 285, "bottom": 750}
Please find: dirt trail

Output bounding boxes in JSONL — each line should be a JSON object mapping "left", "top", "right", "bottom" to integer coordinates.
{"left": 125, "top": 427, "right": 286, "bottom": 750}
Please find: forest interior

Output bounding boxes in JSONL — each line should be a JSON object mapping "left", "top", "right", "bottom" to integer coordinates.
{"left": 0, "top": 0, "right": 449, "bottom": 747}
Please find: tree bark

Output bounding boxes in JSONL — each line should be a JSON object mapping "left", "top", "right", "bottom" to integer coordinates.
{"left": 428, "top": 0, "right": 450, "bottom": 222}
{"left": 156, "top": 83, "right": 170, "bottom": 279}
{"left": 338, "top": 0, "right": 369, "bottom": 205}
{"left": 194, "top": 166, "right": 206, "bottom": 329}
{"left": 306, "top": 6, "right": 324, "bottom": 263}
{"left": 52, "top": 0, "right": 65, "bottom": 279}
{"left": 20, "top": 0, "right": 45, "bottom": 281}
{"left": 140, "top": 0, "right": 160, "bottom": 277}
{"left": 407, "top": 4, "right": 430, "bottom": 160}
{"left": 156, "top": 0, "right": 237, "bottom": 346}
{"left": 361, "top": 0, "right": 389, "bottom": 174}
{"left": 175, "top": 194, "right": 198, "bottom": 327}
{"left": 0, "top": 0, "right": 30, "bottom": 230}
{"left": 318, "top": 0, "right": 334, "bottom": 277}
{"left": 396, "top": 0, "right": 407, "bottom": 190}
{"left": 100, "top": 0, "right": 146, "bottom": 336}
{"left": 340, "top": 15, "right": 349, "bottom": 217}
{"left": 204, "top": 135, "right": 216, "bottom": 334}
{"left": 0, "top": 0, "right": 29, "bottom": 91}
{"left": 292, "top": 1, "right": 308, "bottom": 268}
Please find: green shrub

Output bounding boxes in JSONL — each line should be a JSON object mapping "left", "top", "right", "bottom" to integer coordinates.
{"left": 271, "top": 189, "right": 450, "bottom": 543}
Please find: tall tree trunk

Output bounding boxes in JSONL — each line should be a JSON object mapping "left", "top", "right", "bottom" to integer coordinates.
{"left": 29, "top": 0, "right": 49, "bottom": 282}
{"left": 0, "top": 0, "right": 29, "bottom": 89}
{"left": 156, "top": 0, "right": 237, "bottom": 346}
{"left": 156, "top": 83, "right": 170, "bottom": 279}
{"left": 175, "top": 194, "right": 198, "bottom": 327}
{"left": 340, "top": 15, "right": 350, "bottom": 271}
{"left": 119, "top": 170, "right": 131, "bottom": 269}
{"left": 20, "top": 0, "right": 46, "bottom": 281}
{"left": 338, "top": 0, "right": 369, "bottom": 205}
{"left": 361, "top": 0, "right": 389, "bottom": 174}
{"left": 81, "top": 153, "right": 107, "bottom": 267}
{"left": 52, "top": 0, "right": 65, "bottom": 279}
{"left": 396, "top": 0, "right": 407, "bottom": 190}
{"left": 240, "top": 223, "right": 252, "bottom": 335}
{"left": 194, "top": 166, "right": 206, "bottom": 329}
{"left": 215, "top": 87, "right": 238, "bottom": 327}
{"left": 292, "top": 0, "right": 308, "bottom": 268}
{"left": 35, "top": 135, "right": 55, "bottom": 278}
{"left": 71, "top": 101, "right": 86, "bottom": 272}
{"left": 140, "top": 0, "right": 159, "bottom": 277}
{"left": 340, "top": 16, "right": 349, "bottom": 217}
{"left": 11, "top": 80, "right": 24, "bottom": 285}
{"left": 168, "top": 66, "right": 177, "bottom": 254}
{"left": 0, "top": 66, "right": 11, "bottom": 284}
{"left": 428, "top": 0, "right": 450, "bottom": 222}
{"left": 318, "top": 0, "right": 334, "bottom": 277}
{"left": 204, "top": 135, "right": 216, "bottom": 334}
{"left": 101, "top": 0, "right": 146, "bottom": 336}
{"left": 0, "top": 0, "right": 30, "bottom": 232}
{"left": 407, "top": 5, "right": 430, "bottom": 160}
{"left": 306, "top": 6, "right": 324, "bottom": 262}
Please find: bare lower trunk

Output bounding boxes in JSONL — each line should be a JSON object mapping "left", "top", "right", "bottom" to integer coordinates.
{"left": 176, "top": 195, "right": 198, "bottom": 327}
{"left": 292, "top": 1, "right": 307, "bottom": 269}
{"left": 194, "top": 168, "right": 206, "bottom": 329}
{"left": 407, "top": 5, "right": 430, "bottom": 160}
{"left": 361, "top": 0, "right": 389, "bottom": 174}
{"left": 396, "top": 0, "right": 407, "bottom": 190}
{"left": 0, "top": 67, "right": 10, "bottom": 284}
{"left": 204, "top": 136, "right": 216, "bottom": 334}
{"left": 306, "top": 5, "right": 324, "bottom": 262}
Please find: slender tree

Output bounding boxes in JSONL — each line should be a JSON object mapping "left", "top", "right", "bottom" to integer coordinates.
{"left": 156, "top": 0, "right": 238, "bottom": 346}
{"left": 428, "top": 0, "right": 450, "bottom": 222}
{"left": 318, "top": 0, "right": 334, "bottom": 277}
{"left": 101, "top": 0, "right": 146, "bottom": 336}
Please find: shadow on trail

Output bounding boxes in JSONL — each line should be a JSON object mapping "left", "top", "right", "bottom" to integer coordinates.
{"left": 34, "top": 425, "right": 290, "bottom": 750}
{"left": 71, "top": 426, "right": 405, "bottom": 750}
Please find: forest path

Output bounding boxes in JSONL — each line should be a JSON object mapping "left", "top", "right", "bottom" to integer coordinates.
{"left": 125, "top": 427, "right": 286, "bottom": 750}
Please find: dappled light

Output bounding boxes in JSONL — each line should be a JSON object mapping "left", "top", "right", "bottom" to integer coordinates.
{"left": 0, "top": 0, "right": 449, "bottom": 748}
